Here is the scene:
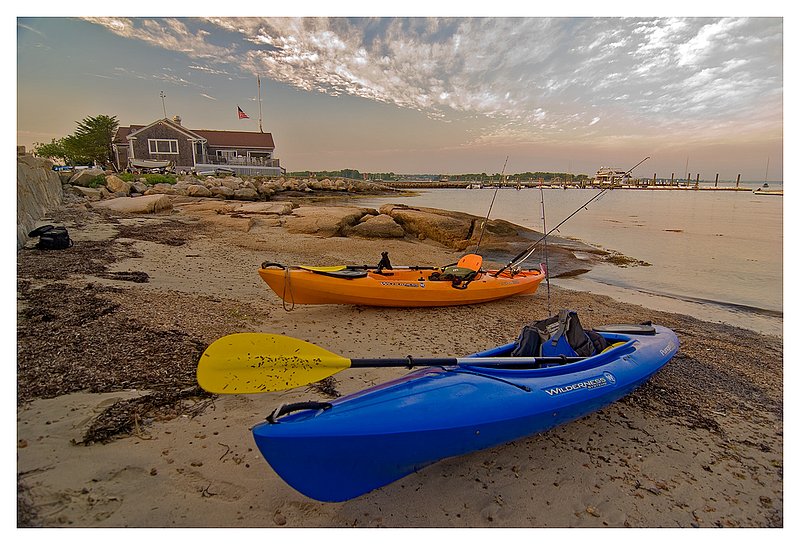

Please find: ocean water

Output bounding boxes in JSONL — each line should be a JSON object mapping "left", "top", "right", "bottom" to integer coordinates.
{"left": 355, "top": 187, "right": 783, "bottom": 336}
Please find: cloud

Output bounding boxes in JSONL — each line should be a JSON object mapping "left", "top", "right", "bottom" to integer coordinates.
{"left": 85, "top": 16, "right": 782, "bottom": 146}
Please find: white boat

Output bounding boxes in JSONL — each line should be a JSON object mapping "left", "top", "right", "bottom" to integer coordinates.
{"left": 753, "top": 183, "right": 783, "bottom": 196}
{"left": 129, "top": 158, "right": 174, "bottom": 171}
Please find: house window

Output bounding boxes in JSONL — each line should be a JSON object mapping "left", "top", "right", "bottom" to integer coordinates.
{"left": 148, "top": 139, "right": 179, "bottom": 154}
{"left": 216, "top": 150, "right": 238, "bottom": 159}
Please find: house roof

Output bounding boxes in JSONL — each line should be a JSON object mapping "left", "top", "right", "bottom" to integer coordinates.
{"left": 194, "top": 129, "right": 275, "bottom": 149}
{"left": 114, "top": 118, "right": 275, "bottom": 149}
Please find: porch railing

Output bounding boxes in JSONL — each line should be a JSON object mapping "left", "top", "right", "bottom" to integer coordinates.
{"left": 197, "top": 155, "right": 280, "bottom": 168}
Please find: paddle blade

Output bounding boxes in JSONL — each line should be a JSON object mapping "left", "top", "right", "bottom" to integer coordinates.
{"left": 197, "top": 333, "right": 352, "bottom": 394}
{"left": 298, "top": 265, "right": 346, "bottom": 272}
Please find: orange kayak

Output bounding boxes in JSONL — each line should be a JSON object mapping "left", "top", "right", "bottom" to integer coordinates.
{"left": 258, "top": 259, "right": 544, "bottom": 307}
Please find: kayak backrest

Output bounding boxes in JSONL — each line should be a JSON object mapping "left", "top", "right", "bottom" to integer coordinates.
{"left": 457, "top": 254, "right": 483, "bottom": 271}
{"left": 511, "top": 310, "right": 608, "bottom": 358}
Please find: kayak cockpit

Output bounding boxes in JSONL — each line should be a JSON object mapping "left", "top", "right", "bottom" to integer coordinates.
{"left": 459, "top": 332, "right": 637, "bottom": 376}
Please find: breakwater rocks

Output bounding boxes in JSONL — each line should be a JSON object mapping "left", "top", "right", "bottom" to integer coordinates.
{"left": 21, "top": 161, "right": 615, "bottom": 275}
{"left": 60, "top": 168, "right": 394, "bottom": 202}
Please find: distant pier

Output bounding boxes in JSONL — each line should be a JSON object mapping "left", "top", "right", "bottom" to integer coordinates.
{"left": 377, "top": 171, "right": 765, "bottom": 191}
{"left": 379, "top": 180, "right": 757, "bottom": 191}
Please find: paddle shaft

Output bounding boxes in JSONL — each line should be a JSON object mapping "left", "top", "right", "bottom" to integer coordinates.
{"left": 197, "top": 332, "right": 589, "bottom": 395}
{"left": 350, "top": 355, "right": 584, "bottom": 369}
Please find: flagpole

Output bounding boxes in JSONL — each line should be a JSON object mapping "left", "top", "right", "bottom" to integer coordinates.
{"left": 257, "top": 76, "right": 264, "bottom": 133}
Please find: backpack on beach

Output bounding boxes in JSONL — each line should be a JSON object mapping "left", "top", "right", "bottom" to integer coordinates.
{"left": 511, "top": 309, "right": 607, "bottom": 358}
{"left": 28, "top": 225, "right": 74, "bottom": 250}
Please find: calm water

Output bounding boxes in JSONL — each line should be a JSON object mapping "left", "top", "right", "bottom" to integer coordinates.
{"left": 355, "top": 187, "right": 783, "bottom": 336}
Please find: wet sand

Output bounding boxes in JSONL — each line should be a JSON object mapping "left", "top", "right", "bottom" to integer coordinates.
{"left": 16, "top": 197, "right": 783, "bottom": 528}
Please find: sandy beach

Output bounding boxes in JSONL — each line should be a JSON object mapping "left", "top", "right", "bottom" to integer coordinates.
{"left": 16, "top": 194, "right": 783, "bottom": 528}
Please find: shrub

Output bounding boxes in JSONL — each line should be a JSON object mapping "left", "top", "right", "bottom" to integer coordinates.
{"left": 118, "top": 173, "right": 177, "bottom": 185}
{"left": 87, "top": 175, "right": 107, "bottom": 188}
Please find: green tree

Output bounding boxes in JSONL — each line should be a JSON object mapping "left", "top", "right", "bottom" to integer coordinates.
{"left": 33, "top": 138, "right": 69, "bottom": 163}
{"left": 34, "top": 114, "right": 118, "bottom": 167}
{"left": 73, "top": 114, "right": 118, "bottom": 167}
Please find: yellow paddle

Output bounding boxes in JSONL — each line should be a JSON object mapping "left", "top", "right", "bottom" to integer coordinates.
{"left": 196, "top": 333, "right": 352, "bottom": 394}
{"left": 196, "top": 333, "right": 586, "bottom": 394}
{"left": 298, "top": 265, "right": 348, "bottom": 272}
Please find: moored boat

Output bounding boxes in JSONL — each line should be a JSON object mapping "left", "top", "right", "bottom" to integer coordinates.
{"left": 249, "top": 322, "right": 679, "bottom": 501}
{"left": 258, "top": 253, "right": 545, "bottom": 307}
{"left": 753, "top": 183, "right": 783, "bottom": 196}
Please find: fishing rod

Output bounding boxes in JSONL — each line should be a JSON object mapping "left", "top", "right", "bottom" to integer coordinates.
{"left": 538, "top": 179, "right": 552, "bottom": 314}
{"left": 493, "top": 156, "right": 650, "bottom": 277}
{"left": 475, "top": 156, "right": 509, "bottom": 252}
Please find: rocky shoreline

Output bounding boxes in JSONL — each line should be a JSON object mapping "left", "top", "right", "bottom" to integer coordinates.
{"left": 51, "top": 168, "right": 635, "bottom": 278}
{"left": 16, "top": 186, "right": 783, "bottom": 528}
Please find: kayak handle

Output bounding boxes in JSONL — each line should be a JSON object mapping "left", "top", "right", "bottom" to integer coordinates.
{"left": 267, "top": 401, "right": 333, "bottom": 424}
{"left": 261, "top": 261, "right": 286, "bottom": 270}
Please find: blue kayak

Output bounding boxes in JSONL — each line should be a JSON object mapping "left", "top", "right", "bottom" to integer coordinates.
{"left": 252, "top": 324, "right": 679, "bottom": 502}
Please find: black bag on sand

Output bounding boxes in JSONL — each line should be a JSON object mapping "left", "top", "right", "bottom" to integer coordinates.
{"left": 28, "top": 225, "right": 74, "bottom": 250}
{"left": 511, "top": 309, "right": 607, "bottom": 358}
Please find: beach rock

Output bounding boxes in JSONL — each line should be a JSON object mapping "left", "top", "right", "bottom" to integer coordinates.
{"left": 105, "top": 175, "right": 132, "bottom": 195}
{"left": 210, "top": 186, "right": 235, "bottom": 199}
{"left": 68, "top": 168, "right": 105, "bottom": 187}
{"left": 17, "top": 155, "right": 63, "bottom": 249}
{"left": 235, "top": 202, "right": 294, "bottom": 215}
{"left": 67, "top": 186, "right": 104, "bottom": 201}
{"left": 346, "top": 213, "right": 406, "bottom": 238}
{"left": 284, "top": 206, "right": 372, "bottom": 237}
{"left": 90, "top": 194, "right": 173, "bottom": 214}
{"left": 186, "top": 184, "right": 213, "bottom": 198}
{"left": 233, "top": 188, "right": 259, "bottom": 201}
{"left": 380, "top": 204, "right": 472, "bottom": 245}
{"left": 144, "top": 183, "right": 177, "bottom": 195}
{"left": 221, "top": 177, "right": 244, "bottom": 190}
{"left": 256, "top": 182, "right": 276, "bottom": 198}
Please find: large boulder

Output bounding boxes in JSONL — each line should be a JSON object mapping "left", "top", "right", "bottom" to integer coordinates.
{"left": 233, "top": 188, "right": 259, "bottom": 201}
{"left": 17, "top": 155, "right": 63, "bottom": 249}
{"left": 346, "top": 214, "right": 406, "bottom": 238}
{"left": 65, "top": 185, "right": 105, "bottom": 201}
{"left": 68, "top": 168, "right": 105, "bottom": 187}
{"left": 186, "top": 184, "right": 213, "bottom": 198}
{"left": 144, "top": 183, "right": 178, "bottom": 195}
{"left": 210, "top": 186, "right": 235, "bottom": 199}
{"left": 284, "top": 206, "right": 372, "bottom": 237}
{"left": 105, "top": 175, "right": 132, "bottom": 195}
{"left": 380, "top": 204, "right": 472, "bottom": 245}
{"left": 90, "top": 194, "right": 173, "bottom": 214}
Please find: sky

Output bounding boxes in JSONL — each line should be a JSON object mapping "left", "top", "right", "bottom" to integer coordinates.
{"left": 15, "top": 7, "right": 787, "bottom": 180}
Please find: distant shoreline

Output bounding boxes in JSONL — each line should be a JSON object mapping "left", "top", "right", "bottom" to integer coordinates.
{"left": 379, "top": 181, "right": 777, "bottom": 191}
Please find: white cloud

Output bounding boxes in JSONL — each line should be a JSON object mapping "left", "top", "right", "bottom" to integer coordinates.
{"left": 85, "top": 16, "right": 783, "bottom": 146}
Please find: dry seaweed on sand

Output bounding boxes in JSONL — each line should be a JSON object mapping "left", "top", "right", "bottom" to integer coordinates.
{"left": 17, "top": 282, "right": 207, "bottom": 403}
{"left": 79, "top": 386, "right": 215, "bottom": 444}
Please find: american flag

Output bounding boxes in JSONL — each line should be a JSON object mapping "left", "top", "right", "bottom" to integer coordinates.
{"left": 237, "top": 106, "right": 249, "bottom": 119}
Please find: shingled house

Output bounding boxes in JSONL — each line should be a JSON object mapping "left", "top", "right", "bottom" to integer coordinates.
{"left": 112, "top": 116, "right": 282, "bottom": 176}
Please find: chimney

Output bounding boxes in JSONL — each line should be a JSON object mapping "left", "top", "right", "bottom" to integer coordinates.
{"left": 172, "top": 115, "right": 182, "bottom": 125}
